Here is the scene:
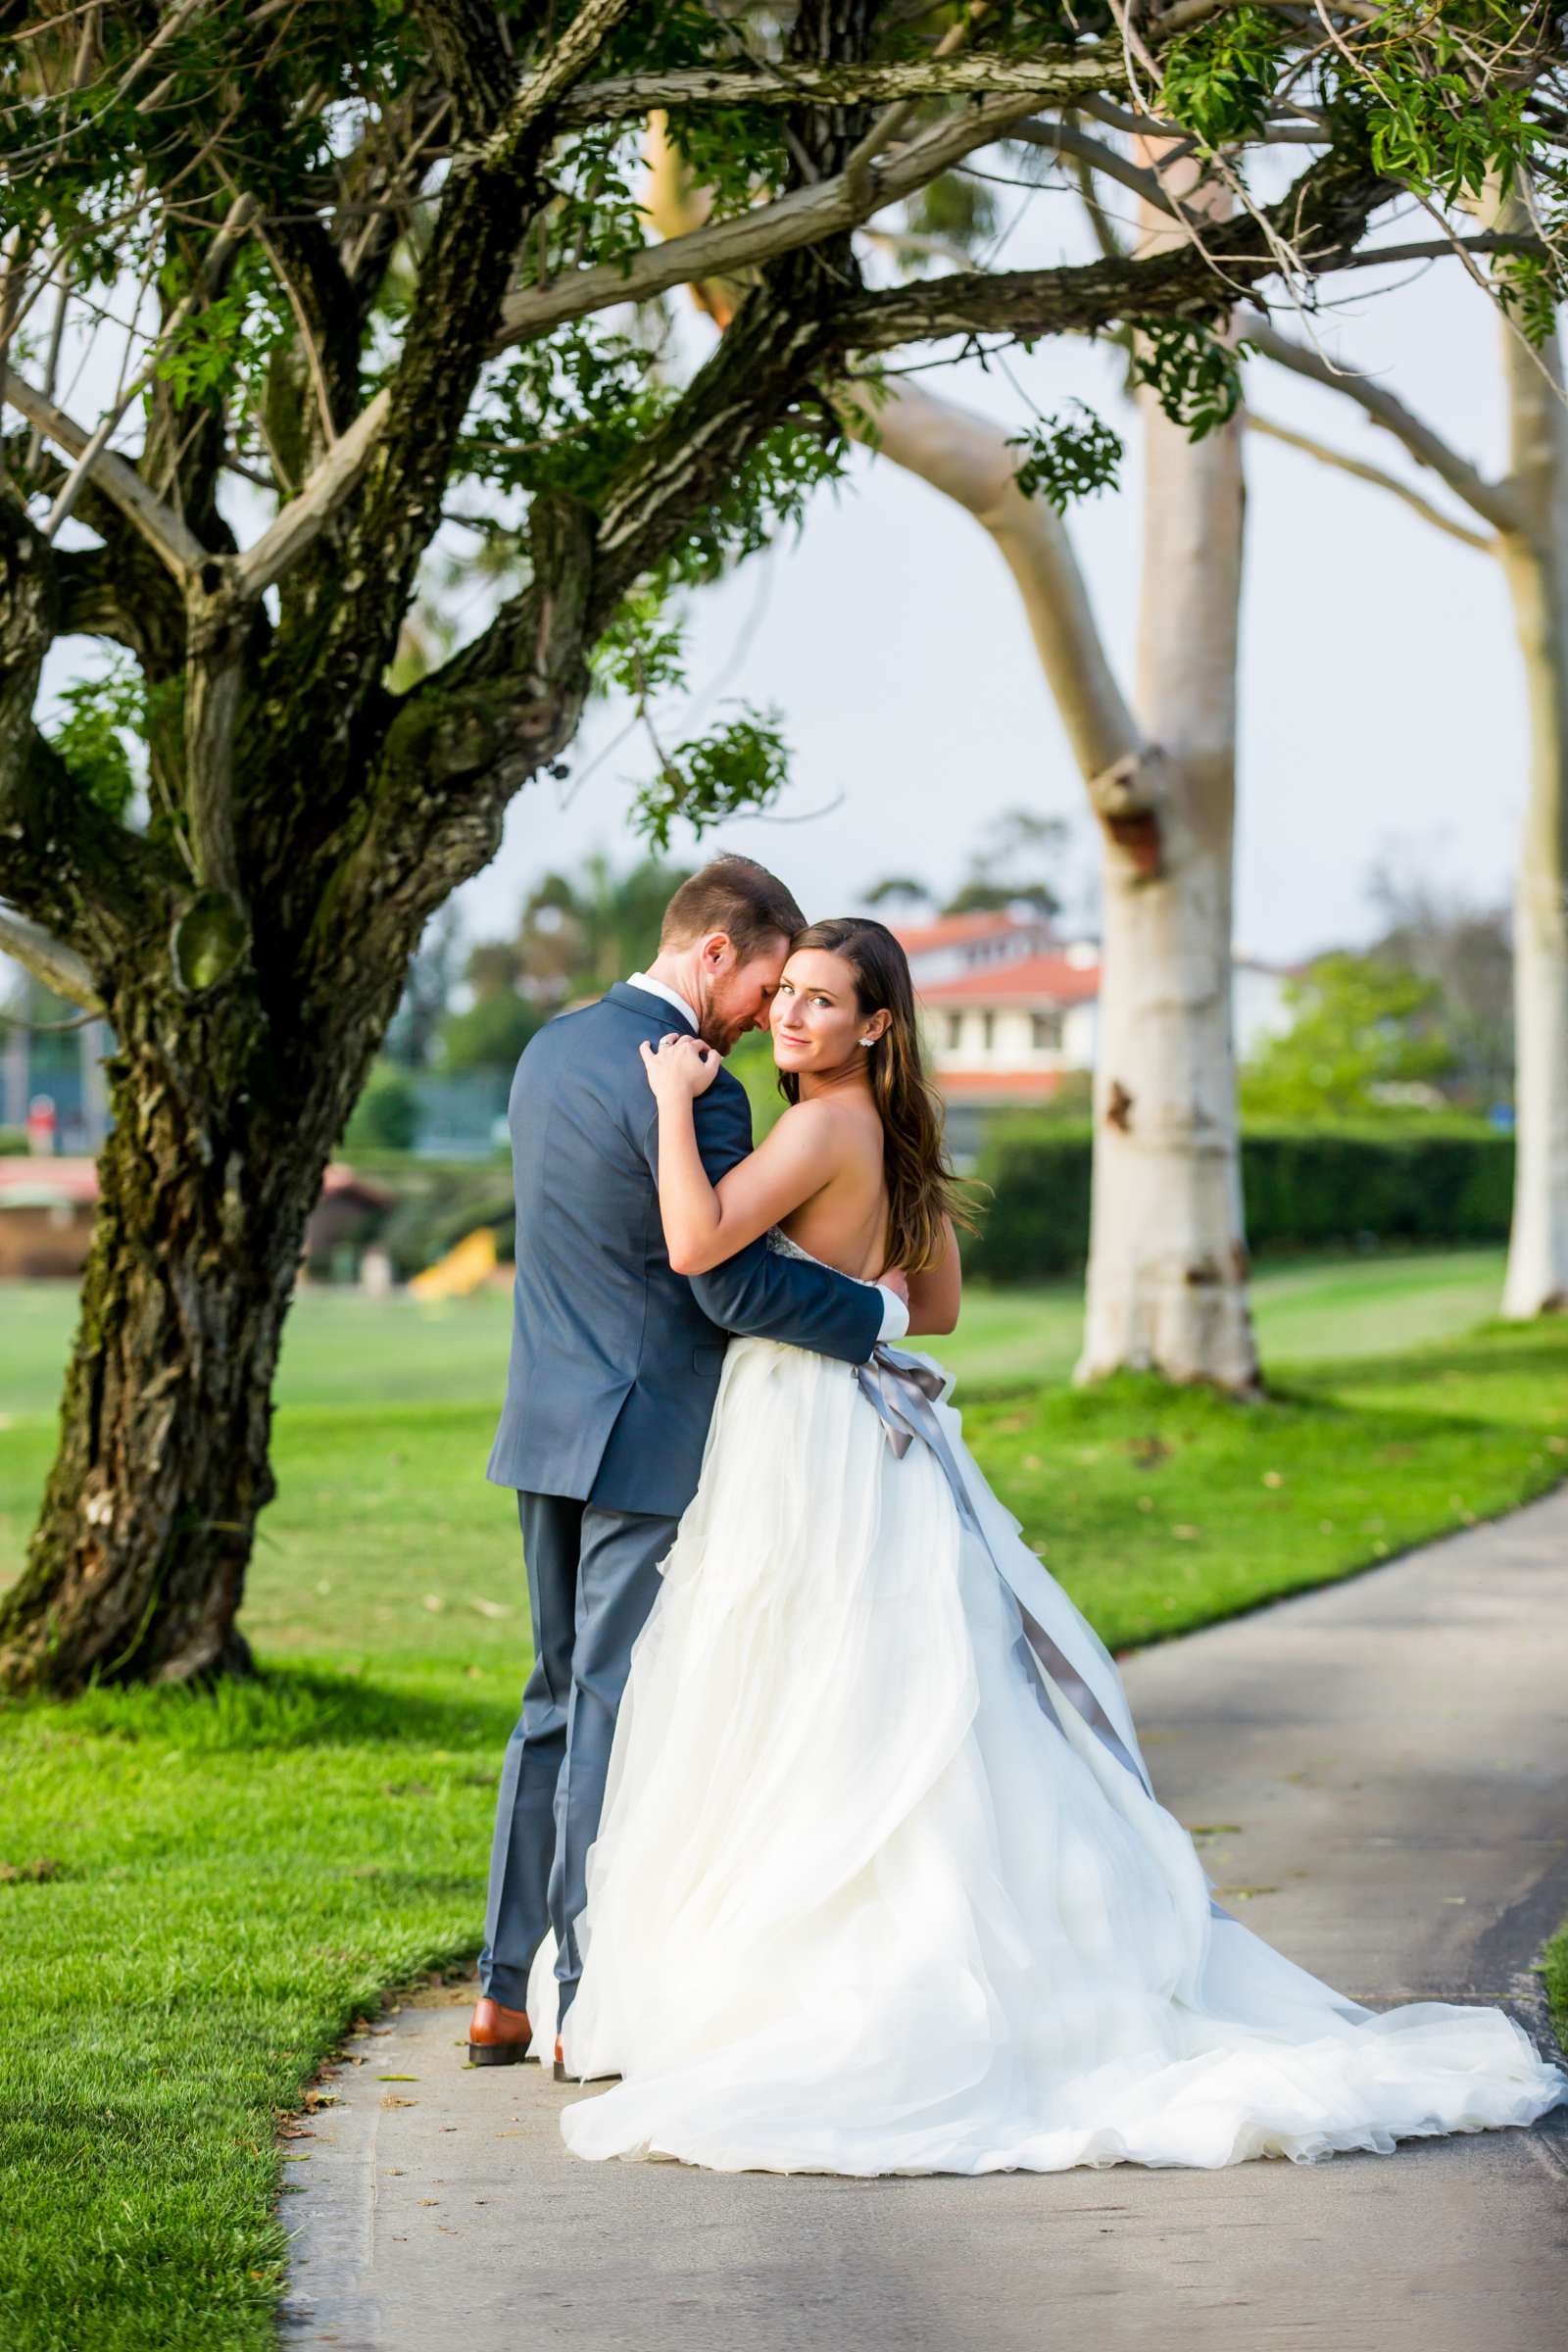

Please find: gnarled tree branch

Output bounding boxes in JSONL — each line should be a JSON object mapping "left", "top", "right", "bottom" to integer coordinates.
{"left": 833, "top": 140, "right": 1392, "bottom": 352}
{"left": 553, "top": 7, "right": 1317, "bottom": 123}
{"left": 0, "top": 367, "right": 209, "bottom": 583}
{"left": 494, "top": 85, "right": 1054, "bottom": 353}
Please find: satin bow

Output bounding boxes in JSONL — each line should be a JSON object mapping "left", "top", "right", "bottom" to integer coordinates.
{"left": 856, "top": 1342, "right": 1230, "bottom": 1925}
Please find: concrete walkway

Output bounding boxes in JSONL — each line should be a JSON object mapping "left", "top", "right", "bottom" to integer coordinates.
{"left": 281, "top": 1490, "right": 1568, "bottom": 2352}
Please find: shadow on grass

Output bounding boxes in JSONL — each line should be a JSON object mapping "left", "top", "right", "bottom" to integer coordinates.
{"left": 6, "top": 1664, "right": 514, "bottom": 1754}
{"left": 967, "top": 1346, "right": 1566, "bottom": 1438}
{"left": 1297, "top": 1324, "right": 1568, "bottom": 1400}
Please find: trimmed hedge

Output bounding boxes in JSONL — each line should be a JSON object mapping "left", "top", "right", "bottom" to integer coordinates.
{"left": 964, "top": 1117, "right": 1514, "bottom": 1283}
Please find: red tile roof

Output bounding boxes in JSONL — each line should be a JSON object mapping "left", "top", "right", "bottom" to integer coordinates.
{"left": 890, "top": 910, "right": 1049, "bottom": 957}
{"left": 0, "top": 1155, "right": 99, "bottom": 1205}
{"left": 919, "top": 952, "right": 1101, "bottom": 1006}
{"left": 0, "top": 1158, "right": 394, "bottom": 1209}
{"left": 934, "top": 1070, "right": 1070, "bottom": 1100}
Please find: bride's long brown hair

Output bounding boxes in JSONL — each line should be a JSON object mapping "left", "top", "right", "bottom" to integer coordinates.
{"left": 777, "top": 916, "right": 977, "bottom": 1273}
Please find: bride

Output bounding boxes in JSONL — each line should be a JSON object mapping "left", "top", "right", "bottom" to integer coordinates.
{"left": 525, "top": 915, "right": 1568, "bottom": 2177}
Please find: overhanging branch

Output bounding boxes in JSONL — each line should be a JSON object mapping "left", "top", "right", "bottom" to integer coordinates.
{"left": 1246, "top": 413, "right": 1496, "bottom": 548}
{"left": 557, "top": 46, "right": 1143, "bottom": 122}
{"left": 0, "top": 906, "right": 103, "bottom": 1012}
{"left": 1, "top": 368, "right": 209, "bottom": 583}
{"left": 1241, "top": 311, "right": 1523, "bottom": 532}
{"left": 232, "top": 83, "right": 1049, "bottom": 595}
{"left": 494, "top": 86, "right": 1056, "bottom": 353}
{"left": 832, "top": 144, "right": 1393, "bottom": 353}
{"left": 232, "top": 385, "right": 391, "bottom": 597}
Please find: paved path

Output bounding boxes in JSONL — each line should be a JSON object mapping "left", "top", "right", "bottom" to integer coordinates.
{"left": 282, "top": 1490, "right": 1568, "bottom": 2352}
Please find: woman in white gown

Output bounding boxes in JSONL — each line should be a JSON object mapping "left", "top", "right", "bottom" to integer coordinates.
{"left": 527, "top": 916, "right": 1568, "bottom": 2178}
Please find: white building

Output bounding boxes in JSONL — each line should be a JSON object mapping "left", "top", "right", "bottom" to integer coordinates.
{"left": 891, "top": 913, "right": 1299, "bottom": 1112}
{"left": 0, "top": 949, "right": 114, "bottom": 1151}
{"left": 893, "top": 908, "right": 1059, "bottom": 991}
{"left": 917, "top": 944, "right": 1102, "bottom": 1107}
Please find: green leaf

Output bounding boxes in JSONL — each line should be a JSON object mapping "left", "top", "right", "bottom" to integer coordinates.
{"left": 631, "top": 706, "right": 790, "bottom": 850}
{"left": 1128, "top": 323, "right": 1251, "bottom": 442}
{"left": 1160, "top": 5, "right": 1288, "bottom": 149}
{"left": 1006, "top": 403, "right": 1124, "bottom": 510}
{"left": 43, "top": 656, "right": 147, "bottom": 820}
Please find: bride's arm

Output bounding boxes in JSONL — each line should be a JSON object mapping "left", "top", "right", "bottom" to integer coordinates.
{"left": 903, "top": 1216, "right": 961, "bottom": 1337}
{"left": 639, "top": 1033, "right": 842, "bottom": 1275}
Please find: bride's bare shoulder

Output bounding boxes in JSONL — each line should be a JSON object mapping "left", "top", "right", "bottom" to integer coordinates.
{"left": 770, "top": 1095, "right": 874, "bottom": 1152}
{"left": 765, "top": 1096, "right": 846, "bottom": 1154}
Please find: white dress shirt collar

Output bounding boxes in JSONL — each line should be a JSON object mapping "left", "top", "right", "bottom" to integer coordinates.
{"left": 625, "top": 969, "right": 700, "bottom": 1031}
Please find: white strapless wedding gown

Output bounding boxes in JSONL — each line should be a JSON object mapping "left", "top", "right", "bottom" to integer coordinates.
{"left": 526, "top": 1238, "right": 1568, "bottom": 2176}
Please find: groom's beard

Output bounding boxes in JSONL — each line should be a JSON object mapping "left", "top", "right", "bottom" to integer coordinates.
{"left": 694, "top": 976, "right": 739, "bottom": 1055}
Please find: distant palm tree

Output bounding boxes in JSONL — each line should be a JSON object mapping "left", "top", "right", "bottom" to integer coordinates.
{"left": 515, "top": 850, "right": 697, "bottom": 1004}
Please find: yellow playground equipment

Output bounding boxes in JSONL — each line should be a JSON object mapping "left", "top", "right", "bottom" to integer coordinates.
{"left": 409, "top": 1224, "right": 500, "bottom": 1301}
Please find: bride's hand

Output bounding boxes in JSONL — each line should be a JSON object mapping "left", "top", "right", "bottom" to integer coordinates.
{"left": 639, "top": 1031, "right": 721, "bottom": 1103}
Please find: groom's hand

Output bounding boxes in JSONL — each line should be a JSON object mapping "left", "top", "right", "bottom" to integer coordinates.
{"left": 640, "top": 1031, "right": 722, "bottom": 1102}
{"left": 877, "top": 1266, "right": 910, "bottom": 1308}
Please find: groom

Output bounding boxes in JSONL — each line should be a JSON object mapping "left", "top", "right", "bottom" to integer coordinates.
{"left": 469, "top": 854, "right": 909, "bottom": 2076}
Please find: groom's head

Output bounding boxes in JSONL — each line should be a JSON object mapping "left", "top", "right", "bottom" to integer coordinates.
{"left": 657, "top": 856, "right": 806, "bottom": 1054}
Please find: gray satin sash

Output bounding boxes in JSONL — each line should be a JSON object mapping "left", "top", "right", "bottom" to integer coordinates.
{"left": 856, "top": 1343, "right": 1230, "bottom": 1926}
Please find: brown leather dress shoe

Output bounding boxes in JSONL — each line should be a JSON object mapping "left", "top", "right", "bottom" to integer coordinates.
{"left": 467, "top": 1995, "right": 532, "bottom": 2067}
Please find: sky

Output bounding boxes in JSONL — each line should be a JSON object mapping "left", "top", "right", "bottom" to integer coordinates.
{"left": 453, "top": 245, "right": 1524, "bottom": 968}
{"left": 26, "top": 150, "right": 1529, "bottom": 973}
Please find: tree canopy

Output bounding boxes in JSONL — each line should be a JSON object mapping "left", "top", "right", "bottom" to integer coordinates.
{"left": 6, "top": 2, "right": 1566, "bottom": 1035}
{"left": 3, "top": 0, "right": 1567, "bottom": 1692}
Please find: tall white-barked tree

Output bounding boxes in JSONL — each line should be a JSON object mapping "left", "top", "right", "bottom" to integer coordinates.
{"left": 1246, "top": 181, "right": 1568, "bottom": 1319}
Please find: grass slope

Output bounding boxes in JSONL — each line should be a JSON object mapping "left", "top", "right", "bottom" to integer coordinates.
{"left": 0, "top": 1257, "right": 1564, "bottom": 2350}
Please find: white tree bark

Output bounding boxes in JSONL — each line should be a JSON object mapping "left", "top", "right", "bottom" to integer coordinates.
{"left": 1076, "top": 346, "right": 1257, "bottom": 1390}
{"left": 837, "top": 365, "right": 1257, "bottom": 1383}
{"left": 1497, "top": 310, "right": 1568, "bottom": 1314}
{"left": 1248, "top": 220, "right": 1568, "bottom": 1319}
{"left": 855, "top": 156, "right": 1257, "bottom": 1388}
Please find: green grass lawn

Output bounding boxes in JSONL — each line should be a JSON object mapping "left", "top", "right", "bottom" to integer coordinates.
{"left": 1, "top": 1250, "right": 1566, "bottom": 2350}
{"left": 0, "top": 1242, "right": 1517, "bottom": 1425}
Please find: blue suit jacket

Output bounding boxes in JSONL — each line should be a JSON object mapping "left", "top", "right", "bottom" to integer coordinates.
{"left": 486, "top": 980, "right": 884, "bottom": 1516}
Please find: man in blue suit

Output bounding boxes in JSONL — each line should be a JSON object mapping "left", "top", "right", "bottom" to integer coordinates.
{"left": 468, "top": 855, "right": 909, "bottom": 2076}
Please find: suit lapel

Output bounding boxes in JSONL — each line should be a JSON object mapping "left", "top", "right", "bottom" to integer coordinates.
{"left": 607, "top": 980, "right": 698, "bottom": 1035}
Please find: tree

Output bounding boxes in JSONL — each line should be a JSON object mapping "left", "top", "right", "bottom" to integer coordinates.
{"left": 1244, "top": 181, "right": 1568, "bottom": 1313}
{"left": 939, "top": 805, "right": 1070, "bottom": 916}
{"left": 1368, "top": 866, "right": 1513, "bottom": 1112}
{"left": 644, "top": 118, "right": 1260, "bottom": 1389}
{"left": 861, "top": 874, "right": 935, "bottom": 911}
{"left": 822, "top": 154, "right": 1263, "bottom": 1394}
{"left": 1240, "top": 953, "right": 1457, "bottom": 1119}
{"left": 513, "top": 850, "right": 693, "bottom": 1003}
{"left": 436, "top": 986, "right": 543, "bottom": 1077}
{"left": 641, "top": 11, "right": 1568, "bottom": 1394}
{"left": 0, "top": 4, "right": 1560, "bottom": 1690}
{"left": 343, "top": 1061, "right": 422, "bottom": 1152}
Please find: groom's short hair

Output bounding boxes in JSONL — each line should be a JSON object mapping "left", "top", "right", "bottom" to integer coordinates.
{"left": 660, "top": 855, "right": 805, "bottom": 960}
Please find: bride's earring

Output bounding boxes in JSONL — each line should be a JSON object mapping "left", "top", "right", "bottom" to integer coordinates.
{"left": 859, "top": 1035, "right": 875, "bottom": 1048}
